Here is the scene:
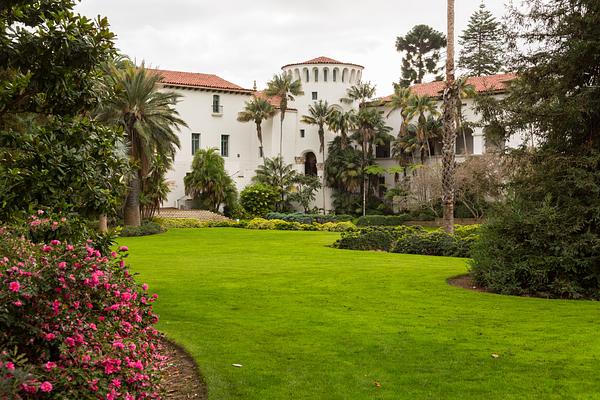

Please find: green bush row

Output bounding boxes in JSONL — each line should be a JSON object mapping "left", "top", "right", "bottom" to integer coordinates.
{"left": 119, "top": 222, "right": 165, "bottom": 237}
{"left": 153, "top": 217, "right": 357, "bottom": 232}
{"left": 355, "top": 214, "right": 411, "bottom": 227}
{"left": 334, "top": 225, "right": 480, "bottom": 257}
{"left": 265, "top": 212, "right": 354, "bottom": 224}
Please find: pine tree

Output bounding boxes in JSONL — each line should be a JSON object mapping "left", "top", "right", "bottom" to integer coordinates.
{"left": 396, "top": 25, "right": 447, "bottom": 88}
{"left": 458, "top": 3, "right": 504, "bottom": 76}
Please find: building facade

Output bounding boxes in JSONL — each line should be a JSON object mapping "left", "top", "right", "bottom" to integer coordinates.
{"left": 158, "top": 57, "right": 515, "bottom": 211}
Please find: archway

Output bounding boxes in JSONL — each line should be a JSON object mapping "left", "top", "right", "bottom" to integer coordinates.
{"left": 304, "top": 152, "right": 318, "bottom": 176}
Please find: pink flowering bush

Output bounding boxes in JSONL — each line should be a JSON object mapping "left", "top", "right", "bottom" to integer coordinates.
{"left": 0, "top": 217, "right": 165, "bottom": 399}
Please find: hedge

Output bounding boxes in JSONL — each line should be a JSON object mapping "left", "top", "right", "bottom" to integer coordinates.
{"left": 265, "top": 212, "right": 353, "bottom": 224}
{"left": 153, "top": 217, "right": 357, "bottom": 232}
{"left": 334, "top": 225, "right": 480, "bottom": 257}
{"left": 355, "top": 214, "right": 411, "bottom": 227}
{"left": 120, "top": 222, "right": 165, "bottom": 237}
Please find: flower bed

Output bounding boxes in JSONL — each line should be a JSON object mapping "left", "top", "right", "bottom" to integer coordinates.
{"left": 0, "top": 214, "right": 164, "bottom": 399}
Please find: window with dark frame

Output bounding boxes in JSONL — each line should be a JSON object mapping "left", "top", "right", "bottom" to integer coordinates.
{"left": 212, "top": 95, "right": 221, "bottom": 113}
{"left": 312, "top": 92, "right": 318, "bottom": 100}
{"left": 191, "top": 133, "right": 201, "bottom": 155}
{"left": 221, "top": 134, "right": 229, "bottom": 157}
{"left": 300, "top": 129, "right": 305, "bottom": 138}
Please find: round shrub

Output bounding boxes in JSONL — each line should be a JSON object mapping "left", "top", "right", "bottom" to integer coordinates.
{"left": 120, "top": 222, "right": 165, "bottom": 237}
{"left": 318, "top": 222, "right": 357, "bottom": 232}
{"left": 239, "top": 184, "right": 279, "bottom": 218}
{"left": 0, "top": 220, "right": 164, "bottom": 399}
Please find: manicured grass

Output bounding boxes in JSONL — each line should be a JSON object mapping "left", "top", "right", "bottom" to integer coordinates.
{"left": 120, "top": 229, "right": 600, "bottom": 400}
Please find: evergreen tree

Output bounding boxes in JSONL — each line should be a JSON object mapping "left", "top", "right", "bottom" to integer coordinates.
{"left": 470, "top": 0, "right": 600, "bottom": 298}
{"left": 458, "top": 3, "right": 504, "bottom": 76}
{"left": 395, "top": 25, "right": 447, "bottom": 87}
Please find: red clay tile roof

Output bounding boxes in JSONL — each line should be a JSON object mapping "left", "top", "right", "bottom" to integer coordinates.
{"left": 282, "top": 56, "right": 363, "bottom": 69}
{"left": 254, "top": 91, "right": 297, "bottom": 111}
{"left": 150, "top": 69, "right": 253, "bottom": 93}
{"left": 380, "top": 73, "right": 517, "bottom": 102}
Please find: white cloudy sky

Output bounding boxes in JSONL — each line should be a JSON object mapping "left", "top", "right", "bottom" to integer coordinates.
{"left": 75, "top": 0, "right": 505, "bottom": 97}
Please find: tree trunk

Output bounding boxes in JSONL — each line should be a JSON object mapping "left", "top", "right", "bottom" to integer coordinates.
{"left": 124, "top": 172, "right": 142, "bottom": 227}
{"left": 362, "top": 133, "right": 367, "bottom": 216}
{"left": 322, "top": 150, "right": 326, "bottom": 212}
{"left": 98, "top": 214, "right": 108, "bottom": 233}
{"left": 279, "top": 113, "right": 284, "bottom": 157}
{"left": 442, "top": 0, "right": 457, "bottom": 234}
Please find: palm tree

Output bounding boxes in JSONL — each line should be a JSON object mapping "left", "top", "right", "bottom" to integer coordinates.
{"left": 344, "top": 82, "right": 377, "bottom": 106}
{"left": 354, "top": 107, "right": 392, "bottom": 216}
{"left": 386, "top": 86, "right": 413, "bottom": 138}
{"left": 405, "top": 94, "right": 440, "bottom": 162}
{"left": 441, "top": 0, "right": 459, "bottom": 233}
{"left": 253, "top": 156, "right": 298, "bottom": 211}
{"left": 327, "top": 109, "right": 355, "bottom": 149}
{"left": 265, "top": 73, "right": 303, "bottom": 156}
{"left": 97, "top": 62, "right": 187, "bottom": 226}
{"left": 301, "top": 100, "right": 334, "bottom": 210}
{"left": 184, "top": 148, "right": 237, "bottom": 213}
{"left": 237, "top": 96, "right": 276, "bottom": 162}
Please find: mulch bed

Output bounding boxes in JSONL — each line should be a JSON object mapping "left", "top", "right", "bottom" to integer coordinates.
{"left": 447, "top": 274, "right": 490, "bottom": 293}
{"left": 160, "top": 338, "right": 208, "bottom": 399}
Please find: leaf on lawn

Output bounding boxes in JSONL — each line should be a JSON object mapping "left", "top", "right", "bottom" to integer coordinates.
{"left": 232, "top": 363, "right": 243, "bottom": 367}
{"left": 491, "top": 353, "right": 500, "bottom": 359}
{"left": 374, "top": 380, "right": 382, "bottom": 388}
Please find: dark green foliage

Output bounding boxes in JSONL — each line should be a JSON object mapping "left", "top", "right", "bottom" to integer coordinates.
{"left": 391, "top": 226, "right": 478, "bottom": 258}
{"left": 458, "top": 3, "right": 504, "bottom": 76}
{"left": 253, "top": 156, "right": 297, "bottom": 211}
{"left": 0, "top": 117, "right": 127, "bottom": 221}
{"left": 120, "top": 222, "right": 165, "bottom": 237}
{"left": 472, "top": 1, "right": 600, "bottom": 298}
{"left": 240, "top": 183, "right": 279, "bottom": 217}
{"left": 0, "top": 0, "right": 116, "bottom": 119}
{"left": 336, "top": 225, "right": 479, "bottom": 257}
{"left": 356, "top": 215, "right": 410, "bottom": 226}
{"left": 265, "top": 213, "right": 353, "bottom": 224}
{"left": 471, "top": 152, "right": 600, "bottom": 299}
{"left": 395, "top": 24, "right": 447, "bottom": 87}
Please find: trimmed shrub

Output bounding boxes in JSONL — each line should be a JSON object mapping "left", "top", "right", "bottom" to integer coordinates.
{"left": 265, "top": 212, "right": 353, "bottom": 224}
{"left": 335, "top": 225, "right": 479, "bottom": 257}
{"left": 120, "top": 222, "right": 165, "bottom": 237}
{"left": 356, "top": 215, "right": 410, "bottom": 227}
{"left": 0, "top": 219, "right": 163, "bottom": 399}
{"left": 334, "top": 226, "right": 423, "bottom": 251}
{"left": 239, "top": 184, "right": 279, "bottom": 217}
{"left": 153, "top": 217, "right": 205, "bottom": 228}
{"left": 317, "top": 221, "right": 358, "bottom": 232}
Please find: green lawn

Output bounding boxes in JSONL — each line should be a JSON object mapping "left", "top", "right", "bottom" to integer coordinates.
{"left": 120, "top": 229, "right": 600, "bottom": 400}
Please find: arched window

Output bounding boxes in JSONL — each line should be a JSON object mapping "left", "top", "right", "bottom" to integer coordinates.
{"left": 294, "top": 68, "right": 301, "bottom": 81}
{"left": 323, "top": 68, "right": 329, "bottom": 82}
{"left": 313, "top": 67, "right": 319, "bottom": 82}
{"left": 333, "top": 68, "right": 338, "bottom": 82}
{"left": 356, "top": 70, "right": 362, "bottom": 83}
{"left": 304, "top": 152, "right": 318, "bottom": 176}
{"left": 342, "top": 68, "right": 349, "bottom": 83}
{"left": 350, "top": 69, "right": 356, "bottom": 84}
{"left": 303, "top": 68, "right": 309, "bottom": 82}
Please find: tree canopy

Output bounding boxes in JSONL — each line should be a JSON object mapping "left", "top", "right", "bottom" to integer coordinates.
{"left": 458, "top": 3, "right": 504, "bottom": 76}
{"left": 395, "top": 24, "right": 447, "bottom": 87}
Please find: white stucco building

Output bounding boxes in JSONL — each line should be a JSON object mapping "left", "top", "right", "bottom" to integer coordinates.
{"left": 157, "top": 56, "right": 515, "bottom": 211}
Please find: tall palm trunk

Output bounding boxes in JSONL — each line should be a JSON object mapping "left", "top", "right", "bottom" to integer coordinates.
{"left": 319, "top": 127, "right": 326, "bottom": 212}
{"left": 256, "top": 122, "right": 265, "bottom": 163}
{"left": 124, "top": 172, "right": 142, "bottom": 226}
{"left": 362, "top": 131, "right": 367, "bottom": 216}
{"left": 124, "top": 117, "right": 142, "bottom": 227}
{"left": 98, "top": 214, "right": 108, "bottom": 233}
{"left": 442, "top": 0, "right": 458, "bottom": 233}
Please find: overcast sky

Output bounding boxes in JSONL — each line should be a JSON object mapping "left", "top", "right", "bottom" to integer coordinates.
{"left": 75, "top": 0, "right": 505, "bottom": 97}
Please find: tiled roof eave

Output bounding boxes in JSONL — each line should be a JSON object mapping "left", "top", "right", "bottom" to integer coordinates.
{"left": 161, "top": 83, "right": 254, "bottom": 94}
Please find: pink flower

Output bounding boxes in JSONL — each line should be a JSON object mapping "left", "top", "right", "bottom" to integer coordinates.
{"left": 50, "top": 240, "right": 61, "bottom": 246}
{"left": 44, "top": 361, "right": 57, "bottom": 371}
{"left": 66, "top": 244, "right": 74, "bottom": 251}
{"left": 57, "top": 261, "right": 67, "bottom": 269}
{"left": 112, "top": 341, "right": 125, "bottom": 350}
{"left": 13, "top": 300, "right": 23, "bottom": 307}
{"left": 8, "top": 281, "right": 20, "bottom": 292}
{"left": 142, "top": 283, "right": 148, "bottom": 291}
{"left": 111, "top": 378, "right": 121, "bottom": 388}
{"left": 65, "top": 337, "right": 75, "bottom": 347}
{"left": 42, "top": 245, "right": 53, "bottom": 252}
{"left": 44, "top": 333, "right": 56, "bottom": 341}
{"left": 5, "top": 362, "right": 15, "bottom": 371}
{"left": 118, "top": 246, "right": 128, "bottom": 252}
{"left": 40, "top": 381, "right": 53, "bottom": 392}
{"left": 22, "top": 383, "right": 37, "bottom": 393}
{"left": 121, "top": 292, "right": 131, "bottom": 301}
{"left": 37, "top": 210, "right": 44, "bottom": 215}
